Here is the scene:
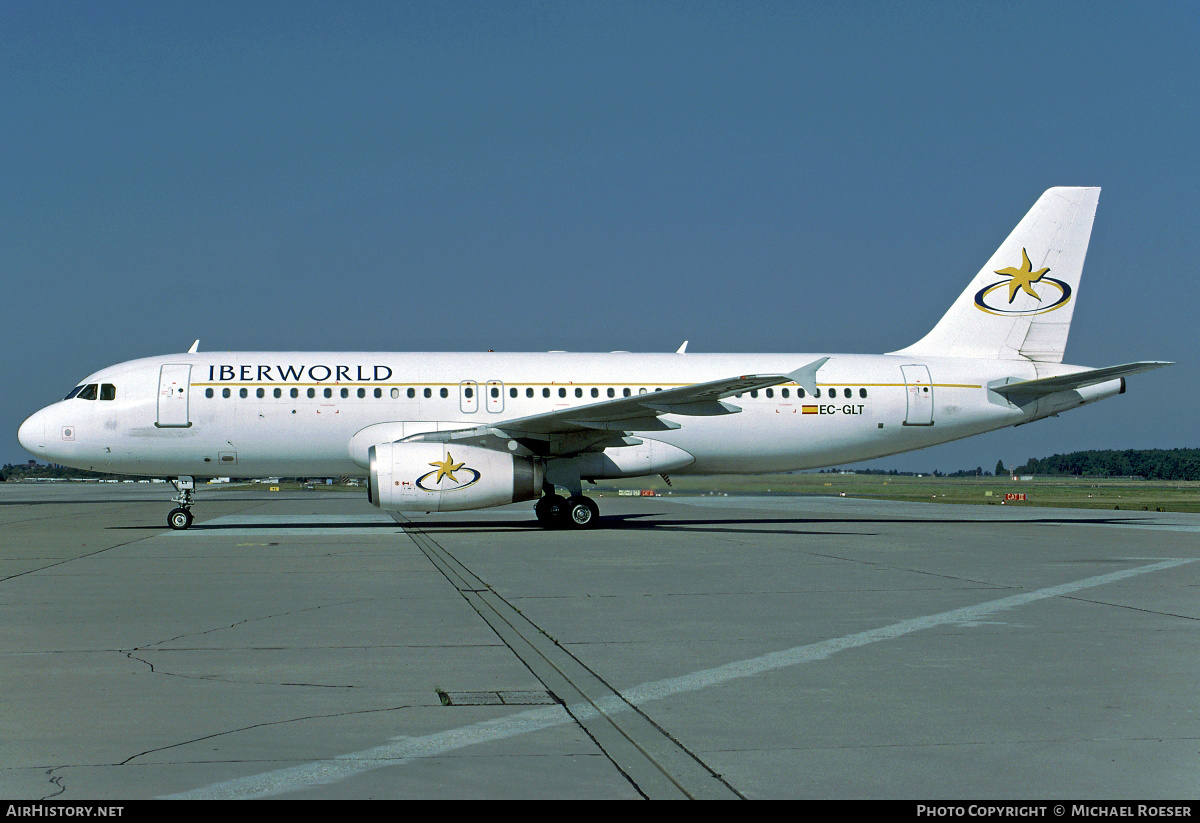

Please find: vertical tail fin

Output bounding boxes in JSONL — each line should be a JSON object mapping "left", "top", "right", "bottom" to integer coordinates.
{"left": 891, "top": 187, "right": 1100, "bottom": 363}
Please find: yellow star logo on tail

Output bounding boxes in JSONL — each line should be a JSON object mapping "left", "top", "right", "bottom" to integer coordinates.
{"left": 995, "top": 248, "right": 1050, "bottom": 303}
{"left": 429, "top": 453, "right": 466, "bottom": 484}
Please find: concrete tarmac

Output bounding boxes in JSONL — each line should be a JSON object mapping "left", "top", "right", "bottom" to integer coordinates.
{"left": 1, "top": 484, "right": 1197, "bottom": 799}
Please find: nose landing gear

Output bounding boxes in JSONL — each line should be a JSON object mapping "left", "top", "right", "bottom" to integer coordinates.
{"left": 167, "top": 507, "right": 194, "bottom": 530}
{"left": 167, "top": 476, "right": 196, "bottom": 530}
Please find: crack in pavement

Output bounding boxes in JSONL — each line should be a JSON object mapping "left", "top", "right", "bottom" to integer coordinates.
{"left": 111, "top": 704, "right": 417, "bottom": 765}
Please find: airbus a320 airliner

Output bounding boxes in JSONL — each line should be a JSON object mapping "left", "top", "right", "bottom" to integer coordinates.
{"left": 18, "top": 188, "right": 1169, "bottom": 529}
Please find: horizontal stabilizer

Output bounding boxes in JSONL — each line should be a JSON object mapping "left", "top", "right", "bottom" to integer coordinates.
{"left": 991, "top": 362, "right": 1172, "bottom": 398}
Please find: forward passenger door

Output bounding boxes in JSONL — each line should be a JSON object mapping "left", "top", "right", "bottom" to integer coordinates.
{"left": 156, "top": 364, "right": 192, "bottom": 428}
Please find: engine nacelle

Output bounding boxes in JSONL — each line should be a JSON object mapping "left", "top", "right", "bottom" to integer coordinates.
{"left": 368, "top": 442, "right": 543, "bottom": 513}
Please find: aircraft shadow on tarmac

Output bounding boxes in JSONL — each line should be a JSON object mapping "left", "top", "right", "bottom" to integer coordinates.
{"left": 401, "top": 513, "right": 1162, "bottom": 537}
{"left": 115, "top": 512, "right": 1166, "bottom": 537}
{"left": 112, "top": 521, "right": 403, "bottom": 531}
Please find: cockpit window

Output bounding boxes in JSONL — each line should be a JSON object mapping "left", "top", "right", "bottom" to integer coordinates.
{"left": 100, "top": 384, "right": 116, "bottom": 400}
{"left": 64, "top": 386, "right": 84, "bottom": 400}
{"left": 76, "top": 384, "right": 99, "bottom": 400}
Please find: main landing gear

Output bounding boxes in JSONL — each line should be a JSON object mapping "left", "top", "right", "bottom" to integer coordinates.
{"left": 167, "top": 476, "right": 195, "bottom": 530}
{"left": 535, "top": 492, "right": 600, "bottom": 529}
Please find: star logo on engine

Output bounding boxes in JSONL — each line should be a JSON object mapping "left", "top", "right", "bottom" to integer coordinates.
{"left": 429, "top": 453, "right": 466, "bottom": 484}
{"left": 415, "top": 452, "right": 482, "bottom": 492}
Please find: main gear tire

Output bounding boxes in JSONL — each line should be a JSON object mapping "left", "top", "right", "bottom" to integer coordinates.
{"left": 535, "top": 494, "right": 568, "bottom": 528}
{"left": 565, "top": 495, "right": 600, "bottom": 529}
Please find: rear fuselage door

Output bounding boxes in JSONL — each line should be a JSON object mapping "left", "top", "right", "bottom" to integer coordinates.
{"left": 157, "top": 364, "right": 192, "bottom": 428}
{"left": 901, "top": 364, "right": 934, "bottom": 426}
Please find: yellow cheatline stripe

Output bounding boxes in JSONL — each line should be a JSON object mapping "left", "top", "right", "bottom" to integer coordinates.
{"left": 192, "top": 381, "right": 981, "bottom": 389}
{"left": 189, "top": 382, "right": 691, "bottom": 388}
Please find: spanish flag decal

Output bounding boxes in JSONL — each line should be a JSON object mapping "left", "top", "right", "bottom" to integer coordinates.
{"left": 802, "top": 405, "right": 819, "bottom": 414}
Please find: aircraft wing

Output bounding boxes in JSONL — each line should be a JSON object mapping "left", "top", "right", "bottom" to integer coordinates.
{"left": 403, "top": 357, "right": 828, "bottom": 454}
{"left": 991, "top": 361, "right": 1172, "bottom": 398}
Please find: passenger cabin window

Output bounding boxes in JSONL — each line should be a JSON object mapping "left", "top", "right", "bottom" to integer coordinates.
{"left": 559, "top": 388, "right": 567, "bottom": 398}
{"left": 575, "top": 388, "right": 583, "bottom": 398}
{"left": 526, "top": 388, "right": 534, "bottom": 398}
{"left": 424, "top": 388, "right": 432, "bottom": 398}
{"left": 291, "top": 388, "right": 299, "bottom": 398}
{"left": 543, "top": 388, "right": 550, "bottom": 398}
{"left": 844, "top": 388, "right": 852, "bottom": 398}
{"left": 257, "top": 388, "right": 265, "bottom": 398}
{"left": 240, "top": 388, "right": 248, "bottom": 398}
{"left": 307, "top": 388, "right": 315, "bottom": 398}
{"left": 860, "top": 388, "right": 868, "bottom": 398}
{"left": 440, "top": 388, "right": 448, "bottom": 398}
{"left": 205, "top": 388, "right": 214, "bottom": 398}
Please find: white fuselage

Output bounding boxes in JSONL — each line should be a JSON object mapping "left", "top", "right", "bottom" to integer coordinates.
{"left": 17, "top": 350, "right": 1118, "bottom": 479}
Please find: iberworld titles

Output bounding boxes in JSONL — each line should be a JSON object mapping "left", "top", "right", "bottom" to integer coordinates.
{"left": 208, "top": 365, "right": 394, "bottom": 383}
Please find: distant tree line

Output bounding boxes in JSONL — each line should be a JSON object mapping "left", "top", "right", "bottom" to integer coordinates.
{"left": 822, "top": 468, "right": 996, "bottom": 478}
{"left": 1014, "top": 449, "right": 1200, "bottom": 480}
{"left": 822, "top": 468, "right": 928, "bottom": 476}
{"left": 819, "top": 450, "right": 1200, "bottom": 480}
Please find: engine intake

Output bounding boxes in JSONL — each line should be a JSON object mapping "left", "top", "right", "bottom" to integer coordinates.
{"left": 368, "top": 442, "right": 543, "bottom": 512}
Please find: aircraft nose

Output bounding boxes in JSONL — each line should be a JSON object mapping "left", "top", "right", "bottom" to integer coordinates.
{"left": 17, "top": 409, "right": 49, "bottom": 457}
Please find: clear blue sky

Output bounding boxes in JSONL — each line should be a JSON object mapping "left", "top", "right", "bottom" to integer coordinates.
{"left": 3, "top": 1, "right": 1196, "bottom": 472}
